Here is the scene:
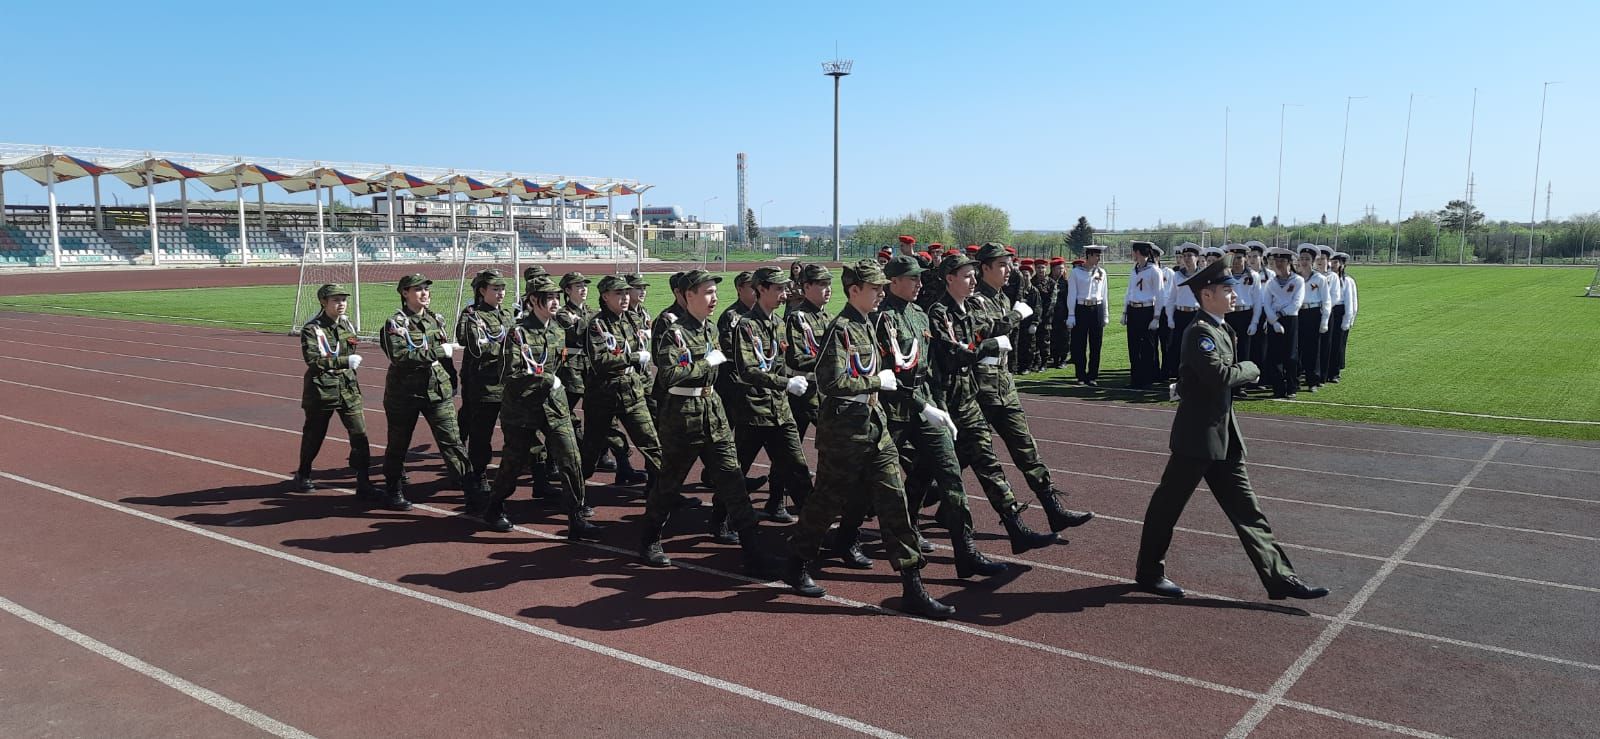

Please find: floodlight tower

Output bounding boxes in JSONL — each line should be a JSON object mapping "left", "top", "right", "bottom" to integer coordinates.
{"left": 823, "top": 56, "right": 853, "bottom": 261}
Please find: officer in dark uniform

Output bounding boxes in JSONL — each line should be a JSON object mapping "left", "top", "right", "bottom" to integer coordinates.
{"left": 295, "top": 283, "right": 378, "bottom": 498}
{"left": 1134, "top": 257, "right": 1330, "bottom": 601}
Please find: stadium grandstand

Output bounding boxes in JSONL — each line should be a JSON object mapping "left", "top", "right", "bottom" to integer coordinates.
{"left": 0, "top": 144, "right": 653, "bottom": 268}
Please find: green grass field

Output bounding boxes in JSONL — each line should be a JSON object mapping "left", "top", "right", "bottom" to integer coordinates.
{"left": 3, "top": 266, "right": 1597, "bottom": 440}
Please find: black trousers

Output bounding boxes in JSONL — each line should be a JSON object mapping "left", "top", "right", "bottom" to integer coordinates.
{"left": 1328, "top": 305, "right": 1349, "bottom": 380}
{"left": 1224, "top": 310, "right": 1255, "bottom": 382}
{"left": 1155, "top": 313, "right": 1171, "bottom": 380}
{"left": 1247, "top": 309, "right": 1268, "bottom": 371}
{"left": 1051, "top": 317, "right": 1072, "bottom": 366}
{"left": 1164, "top": 310, "right": 1196, "bottom": 379}
{"left": 1265, "top": 316, "right": 1299, "bottom": 396}
{"left": 1136, "top": 451, "right": 1297, "bottom": 589}
{"left": 1125, "top": 305, "right": 1159, "bottom": 388}
{"left": 1296, "top": 308, "right": 1324, "bottom": 387}
{"left": 1071, "top": 304, "right": 1104, "bottom": 382}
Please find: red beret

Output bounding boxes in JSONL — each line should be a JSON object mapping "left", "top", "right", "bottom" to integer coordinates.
{"left": 944, "top": 247, "right": 960, "bottom": 256}
{"left": 1019, "top": 259, "right": 1035, "bottom": 268}
{"left": 916, "top": 251, "right": 931, "bottom": 259}
{"left": 1050, "top": 256, "right": 1066, "bottom": 265}
{"left": 1072, "top": 259, "right": 1085, "bottom": 266}
{"left": 965, "top": 245, "right": 979, "bottom": 253}
{"left": 928, "top": 242, "right": 943, "bottom": 249}
{"left": 877, "top": 249, "right": 891, "bottom": 258}
{"left": 897, "top": 235, "right": 915, "bottom": 245}
{"left": 1005, "top": 245, "right": 1017, "bottom": 255}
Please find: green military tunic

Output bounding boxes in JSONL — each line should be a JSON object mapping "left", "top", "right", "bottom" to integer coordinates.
{"left": 926, "top": 292, "right": 1025, "bottom": 516}
{"left": 379, "top": 305, "right": 473, "bottom": 489}
{"left": 714, "top": 300, "right": 754, "bottom": 424}
{"left": 297, "top": 311, "right": 370, "bottom": 477}
{"left": 729, "top": 303, "right": 814, "bottom": 505}
{"left": 488, "top": 312, "right": 586, "bottom": 517}
{"left": 455, "top": 301, "right": 512, "bottom": 474}
{"left": 555, "top": 298, "right": 592, "bottom": 439}
{"left": 969, "top": 280, "right": 1057, "bottom": 496}
{"left": 788, "top": 304, "right": 925, "bottom": 572}
{"left": 783, "top": 299, "right": 830, "bottom": 437}
{"left": 580, "top": 306, "right": 663, "bottom": 477}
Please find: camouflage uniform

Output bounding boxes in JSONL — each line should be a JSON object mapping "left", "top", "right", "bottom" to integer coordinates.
{"left": 380, "top": 274, "right": 474, "bottom": 509}
{"left": 728, "top": 267, "right": 815, "bottom": 519}
{"left": 295, "top": 284, "right": 374, "bottom": 496}
{"left": 454, "top": 270, "right": 513, "bottom": 494}
{"left": 1030, "top": 269, "right": 1056, "bottom": 372}
{"left": 968, "top": 245, "right": 1095, "bottom": 532}
{"left": 579, "top": 278, "right": 663, "bottom": 482}
{"left": 783, "top": 267, "right": 833, "bottom": 440}
{"left": 485, "top": 276, "right": 595, "bottom": 537}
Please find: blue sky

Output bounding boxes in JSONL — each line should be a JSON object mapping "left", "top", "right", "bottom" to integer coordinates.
{"left": 3, "top": 0, "right": 1596, "bottom": 230}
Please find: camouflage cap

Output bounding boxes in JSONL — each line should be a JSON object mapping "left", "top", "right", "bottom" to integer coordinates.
{"left": 560, "top": 271, "right": 591, "bottom": 288}
{"left": 676, "top": 269, "right": 723, "bottom": 291}
{"left": 883, "top": 254, "right": 925, "bottom": 279}
{"left": 522, "top": 264, "right": 549, "bottom": 280}
{"left": 799, "top": 263, "right": 833, "bottom": 283}
{"left": 525, "top": 275, "right": 560, "bottom": 294}
{"left": 752, "top": 265, "right": 791, "bottom": 286}
{"left": 397, "top": 273, "right": 433, "bottom": 292}
{"left": 940, "top": 253, "right": 976, "bottom": 276}
{"left": 668, "top": 271, "right": 687, "bottom": 291}
{"left": 733, "top": 270, "right": 754, "bottom": 287}
{"left": 625, "top": 272, "right": 649, "bottom": 288}
{"left": 842, "top": 259, "right": 890, "bottom": 287}
{"left": 471, "top": 269, "right": 506, "bottom": 289}
{"left": 316, "top": 283, "right": 351, "bottom": 300}
{"left": 974, "top": 242, "right": 1011, "bottom": 263}
{"left": 596, "top": 274, "right": 629, "bottom": 293}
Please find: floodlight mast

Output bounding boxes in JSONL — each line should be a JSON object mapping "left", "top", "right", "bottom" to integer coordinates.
{"left": 823, "top": 58, "right": 853, "bottom": 262}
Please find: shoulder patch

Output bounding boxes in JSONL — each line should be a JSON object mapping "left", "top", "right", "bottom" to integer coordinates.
{"left": 1198, "top": 337, "right": 1216, "bottom": 353}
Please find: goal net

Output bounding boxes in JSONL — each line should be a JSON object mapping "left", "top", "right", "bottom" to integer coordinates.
{"left": 290, "top": 230, "right": 519, "bottom": 337}
{"left": 1586, "top": 263, "right": 1600, "bottom": 297}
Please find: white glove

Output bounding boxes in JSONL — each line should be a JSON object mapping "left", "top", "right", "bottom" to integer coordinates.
{"left": 1342, "top": 321, "right": 1353, "bottom": 331}
{"left": 876, "top": 369, "right": 898, "bottom": 391}
{"left": 994, "top": 335, "right": 1013, "bottom": 352}
{"left": 920, "top": 405, "right": 958, "bottom": 439}
{"left": 1147, "top": 318, "right": 1159, "bottom": 331}
{"left": 785, "top": 375, "right": 809, "bottom": 396}
{"left": 440, "top": 342, "right": 458, "bottom": 359}
{"left": 1066, "top": 318, "right": 1077, "bottom": 330}
{"left": 1027, "top": 325, "right": 1037, "bottom": 335}
{"left": 1168, "top": 383, "right": 1181, "bottom": 401}
{"left": 635, "top": 349, "right": 652, "bottom": 367}
{"left": 1119, "top": 313, "right": 1128, "bottom": 326}
{"left": 1247, "top": 323, "right": 1257, "bottom": 336}
{"left": 1320, "top": 322, "right": 1329, "bottom": 334}
{"left": 1103, "top": 315, "right": 1110, "bottom": 326}
{"left": 1272, "top": 321, "right": 1285, "bottom": 335}
{"left": 551, "top": 374, "right": 564, "bottom": 393}
{"left": 347, "top": 354, "right": 363, "bottom": 370}
{"left": 704, "top": 349, "right": 727, "bottom": 367}
{"left": 1012, "top": 302, "right": 1035, "bottom": 320}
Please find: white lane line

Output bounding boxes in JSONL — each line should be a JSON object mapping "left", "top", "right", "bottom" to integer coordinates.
{"left": 0, "top": 470, "right": 904, "bottom": 739}
{"left": 1270, "top": 398, "right": 1600, "bottom": 426}
{"left": 0, "top": 594, "right": 316, "bottom": 739}
{"left": 5, "top": 410, "right": 1592, "bottom": 738}
{"left": 1225, "top": 438, "right": 1506, "bottom": 738}
{"left": 1, "top": 312, "right": 295, "bottom": 346}
{"left": 0, "top": 303, "right": 281, "bottom": 327}
{"left": 3, "top": 325, "right": 304, "bottom": 363}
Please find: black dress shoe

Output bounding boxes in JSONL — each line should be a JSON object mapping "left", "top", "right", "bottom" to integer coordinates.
{"left": 1266, "top": 576, "right": 1329, "bottom": 600}
{"left": 1136, "top": 577, "right": 1185, "bottom": 598}
{"left": 484, "top": 513, "right": 513, "bottom": 533}
{"left": 639, "top": 540, "right": 671, "bottom": 567}
{"left": 567, "top": 514, "right": 602, "bottom": 541}
{"left": 383, "top": 494, "right": 412, "bottom": 512}
{"left": 783, "top": 557, "right": 826, "bottom": 597}
{"left": 292, "top": 473, "right": 315, "bottom": 493}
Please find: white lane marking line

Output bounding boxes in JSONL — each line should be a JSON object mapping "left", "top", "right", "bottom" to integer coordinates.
{"left": 1, "top": 312, "right": 294, "bottom": 346}
{"left": 3, "top": 325, "right": 303, "bottom": 363}
{"left": 0, "top": 303, "right": 280, "bottom": 326}
{"left": 0, "top": 470, "right": 904, "bottom": 739}
{"left": 1270, "top": 398, "right": 1600, "bottom": 426}
{"left": 0, "top": 594, "right": 316, "bottom": 739}
{"left": 1225, "top": 438, "right": 1506, "bottom": 738}
{"left": 3, "top": 413, "right": 1587, "bottom": 739}
{"left": 1275, "top": 700, "right": 1450, "bottom": 739}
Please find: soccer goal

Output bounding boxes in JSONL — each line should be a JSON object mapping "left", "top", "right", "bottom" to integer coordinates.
{"left": 1585, "top": 263, "right": 1600, "bottom": 297}
{"left": 290, "top": 230, "right": 519, "bottom": 337}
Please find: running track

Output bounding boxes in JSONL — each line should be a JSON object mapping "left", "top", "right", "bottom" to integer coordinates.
{"left": 1, "top": 311, "right": 1596, "bottom": 738}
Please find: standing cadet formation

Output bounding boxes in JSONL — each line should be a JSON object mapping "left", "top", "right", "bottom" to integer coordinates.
{"left": 295, "top": 242, "right": 1344, "bottom": 618}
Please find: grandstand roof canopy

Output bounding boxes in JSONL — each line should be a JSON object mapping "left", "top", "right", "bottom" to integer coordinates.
{"left": 0, "top": 143, "right": 647, "bottom": 198}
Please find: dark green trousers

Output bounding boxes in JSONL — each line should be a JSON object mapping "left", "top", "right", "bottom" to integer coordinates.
{"left": 490, "top": 421, "right": 585, "bottom": 515}
{"left": 944, "top": 375, "right": 1024, "bottom": 516}
{"left": 1135, "top": 453, "right": 1298, "bottom": 588}
{"left": 978, "top": 386, "right": 1054, "bottom": 495}
{"left": 736, "top": 421, "right": 813, "bottom": 507}
{"left": 382, "top": 398, "right": 471, "bottom": 488}
{"left": 298, "top": 406, "right": 370, "bottom": 476}
{"left": 580, "top": 379, "right": 662, "bottom": 478}
{"left": 846, "top": 410, "right": 976, "bottom": 537}
{"left": 643, "top": 396, "right": 758, "bottom": 535}
{"left": 790, "top": 403, "right": 924, "bottom": 572}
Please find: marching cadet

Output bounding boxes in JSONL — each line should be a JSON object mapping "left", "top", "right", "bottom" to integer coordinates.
{"left": 1221, "top": 244, "right": 1263, "bottom": 398}
{"left": 626, "top": 272, "right": 657, "bottom": 417}
{"left": 785, "top": 264, "right": 833, "bottom": 440}
{"left": 1243, "top": 242, "right": 1271, "bottom": 374}
{"left": 1065, "top": 244, "right": 1110, "bottom": 386}
{"left": 1328, "top": 252, "right": 1357, "bottom": 383}
{"left": 916, "top": 248, "right": 948, "bottom": 310}
{"left": 781, "top": 260, "right": 956, "bottom": 619}
{"left": 1294, "top": 245, "right": 1333, "bottom": 392}
{"left": 1134, "top": 256, "right": 1329, "bottom": 601}
{"left": 711, "top": 271, "right": 770, "bottom": 527}
{"left": 580, "top": 275, "right": 664, "bottom": 493}
{"left": 295, "top": 283, "right": 378, "bottom": 499}
{"left": 1121, "top": 242, "right": 1164, "bottom": 389}
{"left": 454, "top": 269, "right": 513, "bottom": 498}
{"left": 860, "top": 255, "right": 1008, "bottom": 578}
{"left": 1263, "top": 247, "right": 1305, "bottom": 398}
{"left": 637, "top": 270, "right": 777, "bottom": 575}
{"left": 1163, "top": 243, "right": 1202, "bottom": 380}
{"left": 969, "top": 242, "right": 1096, "bottom": 532}
{"left": 380, "top": 274, "right": 475, "bottom": 512}
{"left": 482, "top": 275, "right": 600, "bottom": 540}
{"left": 555, "top": 272, "right": 600, "bottom": 465}
{"left": 1029, "top": 259, "right": 1057, "bottom": 373}
{"left": 515, "top": 265, "right": 551, "bottom": 321}
{"left": 729, "top": 266, "right": 817, "bottom": 528}
{"left": 927, "top": 254, "right": 1060, "bottom": 553}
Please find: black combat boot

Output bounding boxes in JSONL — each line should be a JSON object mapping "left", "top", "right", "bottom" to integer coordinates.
{"left": 829, "top": 526, "right": 873, "bottom": 569}
{"left": 463, "top": 475, "right": 487, "bottom": 517}
{"left": 1000, "top": 510, "right": 1059, "bottom": 554}
{"left": 743, "top": 474, "right": 769, "bottom": 491}
{"left": 945, "top": 509, "right": 1007, "bottom": 579}
{"left": 1038, "top": 489, "right": 1095, "bottom": 532}
{"left": 595, "top": 449, "right": 618, "bottom": 473}
{"left": 738, "top": 529, "right": 781, "bottom": 578}
{"left": 354, "top": 469, "right": 382, "bottom": 501}
{"left": 639, "top": 530, "right": 671, "bottom": 567}
{"left": 783, "top": 557, "right": 826, "bottom": 597}
{"left": 614, "top": 452, "right": 646, "bottom": 487}
{"left": 762, "top": 491, "right": 794, "bottom": 523}
{"left": 899, "top": 568, "right": 955, "bottom": 620}
{"left": 709, "top": 500, "right": 740, "bottom": 545}
{"left": 482, "top": 502, "right": 513, "bottom": 533}
{"left": 566, "top": 510, "right": 602, "bottom": 541}
{"left": 291, "top": 470, "right": 315, "bottom": 493}
{"left": 383, "top": 481, "right": 412, "bottom": 512}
